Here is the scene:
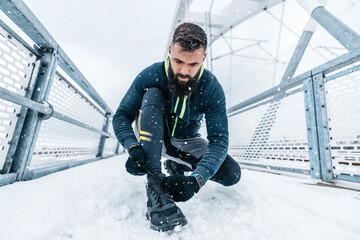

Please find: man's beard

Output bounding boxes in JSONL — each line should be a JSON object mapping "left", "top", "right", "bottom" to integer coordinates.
{"left": 168, "top": 63, "right": 201, "bottom": 97}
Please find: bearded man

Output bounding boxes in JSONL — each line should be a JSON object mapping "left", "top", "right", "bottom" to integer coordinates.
{"left": 113, "top": 22, "right": 241, "bottom": 231}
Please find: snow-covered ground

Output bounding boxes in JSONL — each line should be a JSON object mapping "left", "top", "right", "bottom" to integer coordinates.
{"left": 1, "top": 155, "right": 360, "bottom": 240}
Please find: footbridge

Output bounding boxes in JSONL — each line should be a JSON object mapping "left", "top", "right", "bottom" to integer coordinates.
{"left": 1, "top": 0, "right": 360, "bottom": 187}
{"left": 1, "top": 0, "right": 360, "bottom": 238}
{"left": 0, "top": 0, "right": 360, "bottom": 188}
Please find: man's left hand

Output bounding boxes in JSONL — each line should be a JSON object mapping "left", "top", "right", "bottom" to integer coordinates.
{"left": 160, "top": 175, "right": 201, "bottom": 202}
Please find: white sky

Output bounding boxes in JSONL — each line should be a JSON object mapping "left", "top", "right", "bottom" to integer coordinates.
{"left": 23, "top": 0, "right": 177, "bottom": 111}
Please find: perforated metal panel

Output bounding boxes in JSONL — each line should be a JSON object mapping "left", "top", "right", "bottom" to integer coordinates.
{"left": 48, "top": 73, "right": 105, "bottom": 130}
{"left": 325, "top": 68, "right": 360, "bottom": 177}
{"left": 30, "top": 117, "right": 101, "bottom": 169}
{"left": 0, "top": 26, "right": 36, "bottom": 170}
{"left": 229, "top": 88, "right": 309, "bottom": 171}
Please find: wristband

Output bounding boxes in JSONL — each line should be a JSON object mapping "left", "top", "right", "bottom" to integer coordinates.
{"left": 191, "top": 173, "right": 205, "bottom": 188}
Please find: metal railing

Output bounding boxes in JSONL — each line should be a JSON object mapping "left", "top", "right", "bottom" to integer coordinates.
{"left": 0, "top": 0, "right": 122, "bottom": 187}
{"left": 225, "top": 5, "right": 360, "bottom": 184}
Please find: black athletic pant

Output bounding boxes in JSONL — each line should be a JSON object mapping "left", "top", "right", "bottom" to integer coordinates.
{"left": 137, "top": 88, "right": 241, "bottom": 186}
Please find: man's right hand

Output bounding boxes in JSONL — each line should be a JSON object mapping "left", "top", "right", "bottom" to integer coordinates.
{"left": 125, "top": 145, "right": 147, "bottom": 176}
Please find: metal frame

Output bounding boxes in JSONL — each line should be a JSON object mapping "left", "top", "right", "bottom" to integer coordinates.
{"left": 96, "top": 113, "right": 111, "bottom": 157}
{"left": 23, "top": 154, "right": 116, "bottom": 181}
{"left": 0, "top": 0, "right": 113, "bottom": 114}
{"left": 303, "top": 77, "right": 322, "bottom": 179}
{"left": 10, "top": 50, "right": 58, "bottom": 180}
{"left": 0, "top": 0, "right": 122, "bottom": 186}
{"left": 312, "top": 73, "right": 333, "bottom": 182}
{"left": 170, "top": 1, "right": 360, "bottom": 184}
{"left": 1, "top": 60, "right": 41, "bottom": 174}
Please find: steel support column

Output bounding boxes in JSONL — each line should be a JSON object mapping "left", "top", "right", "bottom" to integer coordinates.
{"left": 303, "top": 72, "right": 333, "bottom": 182}
{"left": 303, "top": 77, "right": 321, "bottom": 179}
{"left": 313, "top": 73, "right": 333, "bottom": 182}
{"left": 115, "top": 142, "right": 120, "bottom": 154}
{"left": 96, "top": 113, "right": 111, "bottom": 157}
{"left": 9, "top": 50, "right": 58, "bottom": 180}
{"left": 1, "top": 61, "right": 40, "bottom": 174}
{"left": 205, "top": 11, "right": 213, "bottom": 72}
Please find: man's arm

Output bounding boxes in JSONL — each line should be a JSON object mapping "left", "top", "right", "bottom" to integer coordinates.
{"left": 112, "top": 66, "right": 155, "bottom": 150}
{"left": 193, "top": 81, "right": 229, "bottom": 182}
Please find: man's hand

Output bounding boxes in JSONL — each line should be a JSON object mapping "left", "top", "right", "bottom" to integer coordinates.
{"left": 126, "top": 145, "right": 147, "bottom": 175}
{"left": 160, "top": 174, "right": 202, "bottom": 202}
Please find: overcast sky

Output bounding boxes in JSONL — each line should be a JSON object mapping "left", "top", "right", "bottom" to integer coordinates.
{"left": 23, "top": 0, "right": 177, "bottom": 111}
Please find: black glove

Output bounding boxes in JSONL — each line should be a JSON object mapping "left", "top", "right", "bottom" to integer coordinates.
{"left": 160, "top": 174, "right": 201, "bottom": 202}
{"left": 125, "top": 146, "right": 147, "bottom": 176}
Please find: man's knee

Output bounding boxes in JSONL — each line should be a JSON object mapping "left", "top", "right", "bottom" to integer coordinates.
{"left": 211, "top": 155, "right": 241, "bottom": 186}
{"left": 141, "top": 87, "right": 164, "bottom": 108}
{"left": 223, "top": 159, "right": 241, "bottom": 186}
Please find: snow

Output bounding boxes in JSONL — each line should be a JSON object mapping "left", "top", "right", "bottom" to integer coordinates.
{"left": 1, "top": 155, "right": 360, "bottom": 240}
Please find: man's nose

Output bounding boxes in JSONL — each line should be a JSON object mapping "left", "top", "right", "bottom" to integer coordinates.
{"left": 179, "top": 65, "right": 190, "bottom": 76}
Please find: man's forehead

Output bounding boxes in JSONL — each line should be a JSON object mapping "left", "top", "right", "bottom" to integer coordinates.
{"left": 172, "top": 43, "right": 205, "bottom": 53}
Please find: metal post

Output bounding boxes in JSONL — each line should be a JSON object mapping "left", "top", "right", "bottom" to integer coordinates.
{"left": 312, "top": 72, "right": 333, "bottom": 182}
{"left": 10, "top": 49, "right": 58, "bottom": 180}
{"left": 303, "top": 72, "right": 333, "bottom": 182}
{"left": 205, "top": 11, "right": 213, "bottom": 72}
{"left": 1, "top": 61, "right": 40, "bottom": 174}
{"left": 96, "top": 113, "right": 111, "bottom": 157}
{"left": 115, "top": 142, "right": 120, "bottom": 154}
{"left": 303, "top": 77, "right": 321, "bottom": 179}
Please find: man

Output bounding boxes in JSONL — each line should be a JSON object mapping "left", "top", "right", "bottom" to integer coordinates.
{"left": 113, "top": 22, "right": 241, "bottom": 231}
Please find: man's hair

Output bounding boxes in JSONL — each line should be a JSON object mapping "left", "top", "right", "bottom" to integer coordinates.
{"left": 172, "top": 22, "right": 207, "bottom": 52}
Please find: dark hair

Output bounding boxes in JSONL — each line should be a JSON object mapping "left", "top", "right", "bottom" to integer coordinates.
{"left": 172, "top": 22, "right": 207, "bottom": 52}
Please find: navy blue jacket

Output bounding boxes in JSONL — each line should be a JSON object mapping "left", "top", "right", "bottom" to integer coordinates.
{"left": 113, "top": 61, "right": 228, "bottom": 181}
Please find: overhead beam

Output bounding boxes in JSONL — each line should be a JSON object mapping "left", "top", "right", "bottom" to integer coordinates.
{"left": 164, "top": 0, "right": 284, "bottom": 58}
{"left": 296, "top": 0, "right": 360, "bottom": 51}
{"left": 211, "top": 0, "right": 283, "bottom": 43}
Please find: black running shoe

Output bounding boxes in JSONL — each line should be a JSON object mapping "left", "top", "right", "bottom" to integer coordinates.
{"left": 146, "top": 174, "right": 187, "bottom": 231}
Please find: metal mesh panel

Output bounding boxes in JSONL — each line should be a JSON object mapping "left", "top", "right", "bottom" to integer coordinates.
{"left": 30, "top": 117, "right": 101, "bottom": 169}
{"left": 229, "top": 88, "right": 309, "bottom": 170}
{"left": 48, "top": 73, "right": 105, "bottom": 130}
{"left": 325, "top": 68, "right": 360, "bottom": 177}
{"left": 0, "top": 26, "right": 36, "bottom": 170}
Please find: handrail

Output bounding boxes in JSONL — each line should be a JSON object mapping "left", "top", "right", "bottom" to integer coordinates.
{"left": 227, "top": 45, "right": 360, "bottom": 116}
{"left": 0, "top": 0, "right": 113, "bottom": 115}
{"left": 0, "top": 86, "right": 111, "bottom": 137}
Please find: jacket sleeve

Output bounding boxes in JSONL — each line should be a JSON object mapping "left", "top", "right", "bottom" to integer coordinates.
{"left": 112, "top": 67, "right": 152, "bottom": 150}
{"left": 193, "top": 81, "right": 229, "bottom": 182}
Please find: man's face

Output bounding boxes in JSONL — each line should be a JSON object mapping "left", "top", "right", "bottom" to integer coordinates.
{"left": 169, "top": 43, "right": 206, "bottom": 83}
{"left": 168, "top": 43, "right": 206, "bottom": 96}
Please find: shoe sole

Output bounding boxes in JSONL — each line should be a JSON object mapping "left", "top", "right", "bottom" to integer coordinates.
{"left": 146, "top": 212, "right": 188, "bottom": 232}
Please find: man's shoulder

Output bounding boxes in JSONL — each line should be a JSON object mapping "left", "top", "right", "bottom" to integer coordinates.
{"left": 141, "top": 61, "right": 165, "bottom": 74}
{"left": 199, "top": 69, "right": 222, "bottom": 90}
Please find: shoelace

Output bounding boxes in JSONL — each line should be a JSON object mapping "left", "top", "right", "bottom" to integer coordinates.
{"left": 150, "top": 183, "right": 172, "bottom": 208}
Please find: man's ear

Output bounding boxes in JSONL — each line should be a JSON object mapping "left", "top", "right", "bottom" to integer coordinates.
{"left": 168, "top": 45, "right": 172, "bottom": 55}
{"left": 203, "top": 53, "right": 207, "bottom": 62}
